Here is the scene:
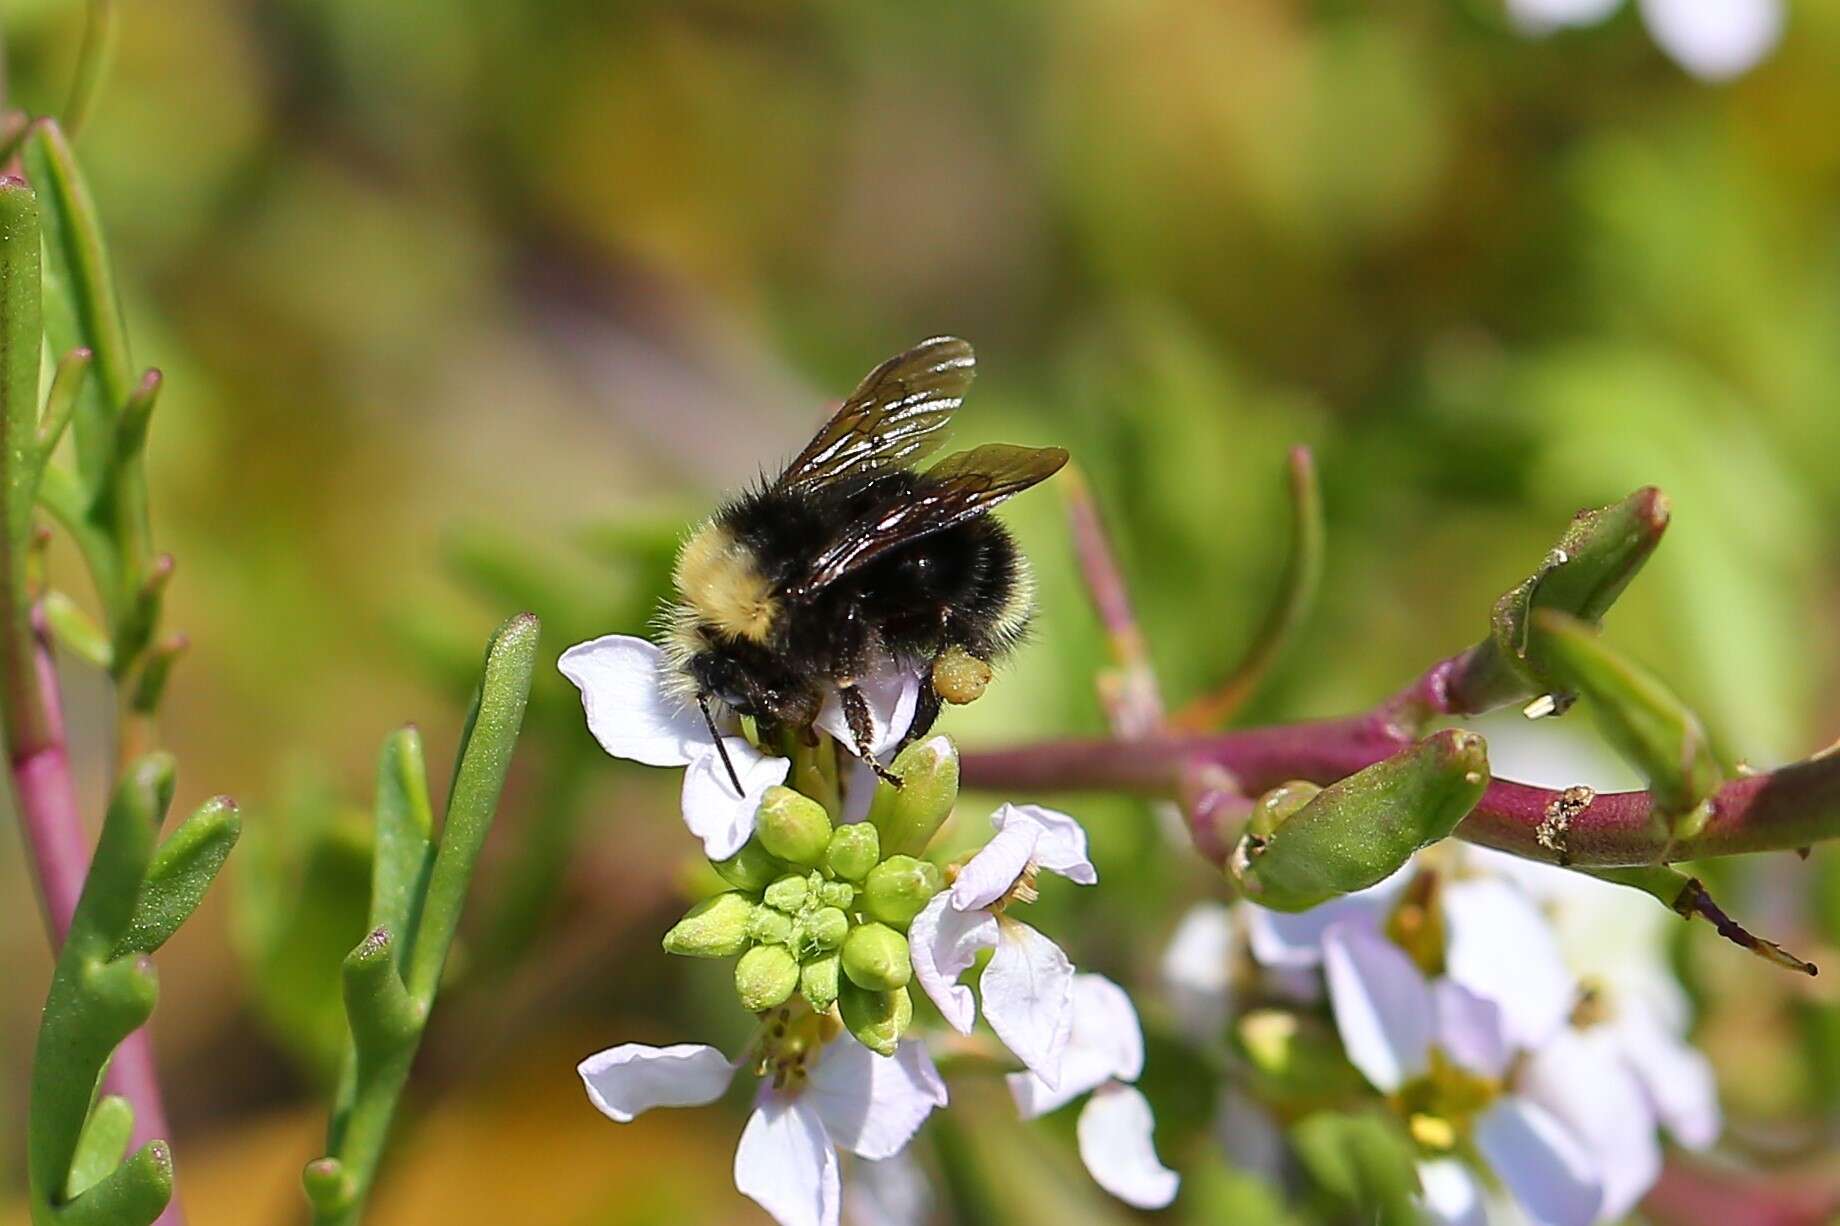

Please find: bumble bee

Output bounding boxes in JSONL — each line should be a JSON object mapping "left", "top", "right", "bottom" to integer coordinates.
{"left": 662, "top": 336, "right": 1067, "bottom": 791}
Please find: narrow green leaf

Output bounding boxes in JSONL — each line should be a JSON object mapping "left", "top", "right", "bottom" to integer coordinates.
{"left": 43, "top": 588, "right": 112, "bottom": 669}
{"left": 341, "top": 928, "right": 419, "bottom": 1059}
{"left": 369, "top": 728, "right": 434, "bottom": 976}
{"left": 65, "top": 1095, "right": 133, "bottom": 1200}
{"left": 37, "top": 346, "right": 90, "bottom": 463}
{"left": 112, "top": 796, "right": 241, "bottom": 957}
{"left": 0, "top": 175, "right": 52, "bottom": 750}
{"left": 56, "top": 1140, "right": 172, "bottom": 1226}
{"left": 69, "top": 754, "right": 174, "bottom": 958}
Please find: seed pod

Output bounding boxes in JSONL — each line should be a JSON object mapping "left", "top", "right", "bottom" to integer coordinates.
{"left": 839, "top": 979, "right": 912, "bottom": 1056}
{"left": 861, "top": 856, "right": 945, "bottom": 928}
{"left": 825, "top": 823, "right": 881, "bottom": 882}
{"left": 867, "top": 736, "right": 960, "bottom": 858}
{"left": 735, "top": 944, "right": 800, "bottom": 1012}
{"left": 842, "top": 922, "right": 913, "bottom": 991}
{"left": 710, "top": 839, "right": 784, "bottom": 894}
{"left": 756, "top": 786, "right": 834, "bottom": 866}
{"left": 661, "top": 891, "right": 754, "bottom": 958}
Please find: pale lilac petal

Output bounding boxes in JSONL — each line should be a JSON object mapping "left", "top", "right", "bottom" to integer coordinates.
{"left": 1243, "top": 867, "right": 1404, "bottom": 969}
{"left": 840, "top": 756, "right": 879, "bottom": 825}
{"left": 736, "top": 1095, "right": 841, "bottom": 1226}
{"left": 1609, "top": 997, "right": 1720, "bottom": 1149}
{"left": 1443, "top": 878, "right": 1576, "bottom": 1052}
{"left": 1418, "top": 1158, "right": 1486, "bottom": 1226}
{"left": 807, "top": 1036, "right": 947, "bottom": 1161}
{"left": 680, "top": 737, "right": 791, "bottom": 860}
{"left": 1008, "top": 974, "right": 1145, "bottom": 1118}
{"left": 1160, "top": 902, "right": 1235, "bottom": 1041}
{"left": 908, "top": 893, "right": 997, "bottom": 1034}
{"left": 1638, "top": 0, "right": 1782, "bottom": 80}
{"left": 842, "top": 1150, "right": 930, "bottom": 1226}
{"left": 982, "top": 917, "right": 1075, "bottom": 1087}
{"left": 559, "top": 635, "right": 709, "bottom": 766}
{"left": 1505, "top": 0, "right": 1620, "bottom": 34}
{"left": 990, "top": 803, "right": 1097, "bottom": 885}
{"left": 1474, "top": 1098, "right": 1603, "bottom": 1226}
{"left": 1322, "top": 921, "right": 1432, "bottom": 1093}
{"left": 577, "top": 1043, "right": 734, "bottom": 1122}
{"left": 949, "top": 822, "right": 1040, "bottom": 912}
{"left": 1433, "top": 980, "right": 1510, "bottom": 1080}
{"left": 814, "top": 668, "right": 922, "bottom": 758}
{"left": 1518, "top": 1028, "right": 1661, "bottom": 1221}
{"left": 1076, "top": 1084, "right": 1179, "bottom": 1209}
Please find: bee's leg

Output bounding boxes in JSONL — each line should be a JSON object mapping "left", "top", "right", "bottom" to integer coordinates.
{"left": 894, "top": 660, "right": 944, "bottom": 753}
{"left": 838, "top": 683, "right": 903, "bottom": 789}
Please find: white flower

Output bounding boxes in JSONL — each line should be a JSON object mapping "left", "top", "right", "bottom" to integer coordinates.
{"left": 1160, "top": 902, "right": 1235, "bottom": 1042}
{"left": 579, "top": 1024, "right": 948, "bottom": 1226}
{"left": 559, "top": 634, "right": 917, "bottom": 859}
{"left": 1007, "top": 974, "right": 1179, "bottom": 1209}
{"left": 908, "top": 803, "right": 1097, "bottom": 1086}
{"left": 1506, "top": 0, "right": 1783, "bottom": 81}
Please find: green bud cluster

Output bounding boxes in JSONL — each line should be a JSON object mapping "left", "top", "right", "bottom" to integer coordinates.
{"left": 660, "top": 737, "right": 963, "bottom": 1055}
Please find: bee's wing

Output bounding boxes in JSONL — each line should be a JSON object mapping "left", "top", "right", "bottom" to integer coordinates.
{"left": 793, "top": 443, "right": 1069, "bottom": 595}
{"left": 773, "top": 337, "right": 975, "bottom": 491}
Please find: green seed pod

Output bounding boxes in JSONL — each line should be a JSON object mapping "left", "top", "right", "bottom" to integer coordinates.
{"left": 819, "top": 879, "right": 858, "bottom": 910}
{"left": 763, "top": 873, "right": 810, "bottom": 914}
{"left": 842, "top": 922, "right": 912, "bottom": 991}
{"left": 661, "top": 891, "right": 754, "bottom": 958}
{"left": 756, "top": 786, "right": 833, "bottom": 867}
{"left": 825, "top": 823, "right": 881, "bottom": 882}
{"left": 746, "top": 905, "right": 793, "bottom": 947}
{"left": 801, "top": 951, "right": 842, "bottom": 1013}
{"left": 867, "top": 736, "right": 960, "bottom": 858}
{"left": 839, "top": 979, "right": 912, "bottom": 1056}
{"left": 735, "top": 944, "right": 800, "bottom": 1013}
{"left": 710, "top": 839, "right": 784, "bottom": 894}
{"left": 861, "top": 856, "right": 944, "bottom": 928}
{"left": 1232, "top": 730, "right": 1489, "bottom": 913}
{"left": 808, "top": 906, "right": 849, "bottom": 951}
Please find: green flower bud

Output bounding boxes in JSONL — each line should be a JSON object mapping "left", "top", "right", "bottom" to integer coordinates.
{"left": 825, "top": 823, "right": 881, "bottom": 882}
{"left": 819, "top": 880, "right": 857, "bottom": 910}
{"left": 1232, "top": 730, "right": 1489, "bottom": 913}
{"left": 747, "top": 905, "right": 793, "bottom": 947}
{"left": 1247, "top": 781, "right": 1321, "bottom": 841}
{"left": 841, "top": 922, "right": 912, "bottom": 991}
{"left": 757, "top": 786, "right": 833, "bottom": 866}
{"left": 839, "top": 979, "right": 912, "bottom": 1056}
{"left": 800, "top": 952, "right": 842, "bottom": 1013}
{"left": 764, "top": 873, "right": 810, "bottom": 913}
{"left": 710, "top": 838, "right": 785, "bottom": 894}
{"left": 661, "top": 891, "right": 754, "bottom": 958}
{"left": 867, "top": 736, "right": 960, "bottom": 858}
{"left": 735, "top": 944, "right": 800, "bottom": 1013}
{"left": 808, "top": 906, "right": 849, "bottom": 951}
{"left": 861, "top": 856, "right": 944, "bottom": 928}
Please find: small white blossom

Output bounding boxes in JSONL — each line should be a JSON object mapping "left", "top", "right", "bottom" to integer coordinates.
{"left": 1007, "top": 974, "right": 1179, "bottom": 1209}
{"left": 1160, "top": 902, "right": 1235, "bottom": 1041}
{"left": 908, "top": 803, "right": 1097, "bottom": 1086}
{"left": 1506, "top": 0, "right": 1783, "bottom": 81}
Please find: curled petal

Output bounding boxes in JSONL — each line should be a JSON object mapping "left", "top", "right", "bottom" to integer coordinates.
{"left": 1637, "top": 0, "right": 1782, "bottom": 81}
{"left": 1474, "top": 1098, "right": 1602, "bottom": 1226}
{"left": 1077, "top": 1084, "right": 1179, "bottom": 1209}
{"left": 1322, "top": 921, "right": 1432, "bottom": 1094}
{"left": 815, "top": 667, "right": 922, "bottom": 758}
{"left": 1008, "top": 973, "right": 1145, "bottom": 1119}
{"left": 577, "top": 1043, "right": 735, "bottom": 1123}
{"left": 1160, "top": 903, "right": 1235, "bottom": 1042}
{"left": 949, "top": 822, "right": 1040, "bottom": 912}
{"left": 982, "top": 917, "right": 1075, "bottom": 1087}
{"left": 681, "top": 738, "right": 791, "bottom": 860}
{"left": 1443, "top": 878, "right": 1576, "bottom": 1052}
{"left": 807, "top": 1036, "right": 948, "bottom": 1161}
{"left": 1518, "top": 1029, "right": 1660, "bottom": 1222}
{"left": 560, "top": 635, "right": 710, "bottom": 766}
{"left": 1432, "top": 980, "right": 1509, "bottom": 1081}
{"left": 1417, "top": 1158, "right": 1486, "bottom": 1226}
{"left": 736, "top": 1095, "right": 841, "bottom": 1226}
{"left": 908, "top": 893, "right": 997, "bottom": 1034}
{"left": 991, "top": 803, "right": 1097, "bottom": 885}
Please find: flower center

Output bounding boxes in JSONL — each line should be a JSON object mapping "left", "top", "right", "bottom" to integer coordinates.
{"left": 1391, "top": 1048, "right": 1500, "bottom": 1153}
{"left": 753, "top": 1000, "right": 843, "bottom": 1093}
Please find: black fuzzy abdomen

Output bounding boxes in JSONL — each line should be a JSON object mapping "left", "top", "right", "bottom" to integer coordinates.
{"left": 846, "top": 513, "right": 1025, "bottom": 664}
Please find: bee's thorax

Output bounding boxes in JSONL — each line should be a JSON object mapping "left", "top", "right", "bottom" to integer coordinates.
{"left": 673, "top": 520, "right": 780, "bottom": 645}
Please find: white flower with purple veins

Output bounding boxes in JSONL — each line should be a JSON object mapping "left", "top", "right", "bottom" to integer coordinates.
{"left": 1007, "top": 974, "right": 1180, "bottom": 1209}
{"left": 579, "top": 1006, "right": 947, "bottom": 1226}
{"left": 908, "top": 804, "right": 1097, "bottom": 1084}
{"left": 1505, "top": 0, "right": 1783, "bottom": 81}
{"left": 558, "top": 634, "right": 917, "bottom": 859}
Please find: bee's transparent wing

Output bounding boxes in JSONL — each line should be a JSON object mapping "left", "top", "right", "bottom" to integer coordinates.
{"left": 793, "top": 443, "right": 1070, "bottom": 595}
{"left": 773, "top": 337, "right": 975, "bottom": 491}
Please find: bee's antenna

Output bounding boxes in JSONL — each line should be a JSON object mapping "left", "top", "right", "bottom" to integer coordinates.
{"left": 698, "top": 693, "right": 746, "bottom": 795}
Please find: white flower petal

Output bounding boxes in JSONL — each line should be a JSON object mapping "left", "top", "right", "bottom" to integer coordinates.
{"left": 1518, "top": 1028, "right": 1661, "bottom": 1221}
{"left": 1443, "top": 878, "right": 1576, "bottom": 1052}
{"left": 1474, "top": 1098, "right": 1603, "bottom": 1226}
{"left": 680, "top": 737, "right": 791, "bottom": 860}
{"left": 1243, "top": 867, "right": 1404, "bottom": 969}
{"left": 737, "top": 1095, "right": 842, "bottom": 1226}
{"left": 807, "top": 1036, "right": 948, "bottom": 1161}
{"left": 577, "top": 1043, "right": 735, "bottom": 1122}
{"left": 1433, "top": 980, "right": 1510, "bottom": 1080}
{"left": 1638, "top": 0, "right": 1782, "bottom": 80}
{"left": 1322, "top": 921, "right": 1432, "bottom": 1093}
{"left": 908, "top": 893, "right": 998, "bottom": 1034}
{"left": 949, "top": 822, "right": 1040, "bottom": 912}
{"left": 1008, "top": 973, "right": 1146, "bottom": 1119}
{"left": 1608, "top": 997, "right": 1720, "bottom": 1149}
{"left": 1417, "top": 1158, "right": 1486, "bottom": 1226}
{"left": 990, "top": 803, "right": 1097, "bottom": 885}
{"left": 1076, "top": 1084, "right": 1179, "bottom": 1209}
{"left": 559, "top": 635, "right": 710, "bottom": 766}
{"left": 1160, "top": 903, "right": 1235, "bottom": 1042}
{"left": 840, "top": 756, "right": 879, "bottom": 825}
{"left": 982, "top": 918, "right": 1075, "bottom": 1087}
{"left": 814, "top": 667, "right": 922, "bottom": 758}
{"left": 842, "top": 1150, "right": 930, "bottom": 1226}
{"left": 1505, "top": 0, "right": 1620, "bottom": 34}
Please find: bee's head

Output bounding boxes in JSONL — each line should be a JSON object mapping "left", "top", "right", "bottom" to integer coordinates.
{"left": 683, "top": 637, "right": 817, "bottom": 731}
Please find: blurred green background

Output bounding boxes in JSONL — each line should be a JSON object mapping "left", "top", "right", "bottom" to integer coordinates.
{"left": 2, "top": 0, "right": 1839, "bottom": 1222}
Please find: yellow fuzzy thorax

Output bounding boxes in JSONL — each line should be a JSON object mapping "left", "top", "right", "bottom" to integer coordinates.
{"left": 673, "top": 520, "right": 779, "bottom": 645}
